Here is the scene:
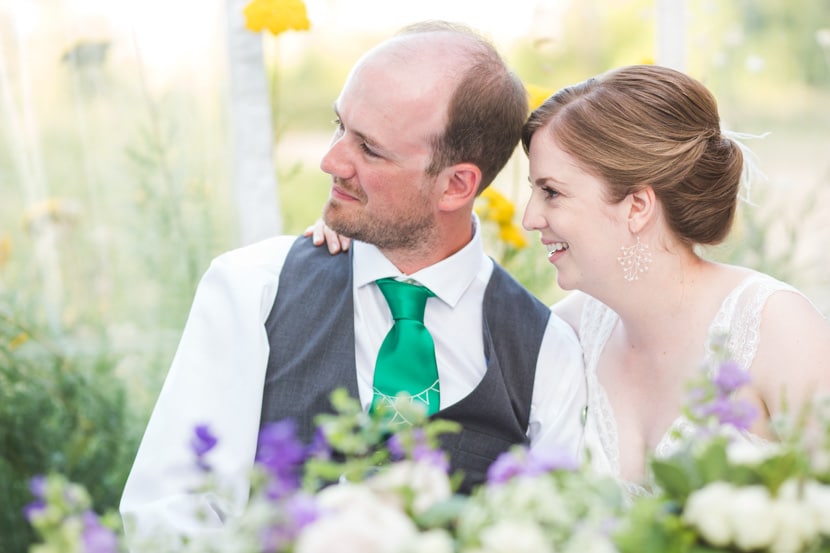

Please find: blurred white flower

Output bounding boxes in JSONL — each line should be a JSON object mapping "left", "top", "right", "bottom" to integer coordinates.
{"left": 726, "top": 439, "right": 780, "bottom": 466}
{"left": 406, "top": 529, "right": 455, "bottom": 553}
{"left": 816, "top": 29, "right": 830, "bottom": 48}
{"left": 804, "top": 481, "right": 830, "bottom": 534}
{"left": 480, "top": 520, "right": 554, "bottom": 553}
{"left": 562, "top": 527, "right": 618, "bottom": 553}
{"left": 295, "top": 483, "right": 416, "bottom": 553}
{"left": 729, "top": 485, "right": 777, "bottom": 550}
{"left": 768, "top": 481, "right": 818, "bottom": 553}
{"left": 368, "top": 460, "right": 452, "bottom": 515}
{"left": 683, "top": 482, "right": 735, "bottom": 546}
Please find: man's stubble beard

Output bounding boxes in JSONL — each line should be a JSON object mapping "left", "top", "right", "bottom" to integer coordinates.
{"left": 323, "top": 197, "right": 439, "bottom": 251}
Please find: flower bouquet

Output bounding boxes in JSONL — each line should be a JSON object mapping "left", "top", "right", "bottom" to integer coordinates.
{"left": 24, "top": 342, "right": 830, "bottom": 553}
{"left": 614, "top": 337, "right": 830, "bottom": 553}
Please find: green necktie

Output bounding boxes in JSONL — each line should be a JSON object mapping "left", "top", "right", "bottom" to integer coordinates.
{"left": 371, "top": 277, "right": 440, "bottom": 419}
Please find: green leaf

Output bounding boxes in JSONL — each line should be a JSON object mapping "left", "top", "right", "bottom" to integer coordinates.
{"left": 415, "top": 494, "right": 468, "bottom": 527}
{"left": 694, "top": 439, "right": 730, "bottom": 483}
{"left": 651, "top": 459, "right": 694, "bottom": 500}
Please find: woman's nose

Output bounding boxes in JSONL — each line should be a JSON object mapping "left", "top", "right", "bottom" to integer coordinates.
{"left": 521, "top": 196, "right": 545, "bottom": 231}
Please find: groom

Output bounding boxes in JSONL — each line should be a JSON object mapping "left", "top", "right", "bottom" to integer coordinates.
{"left": 120, "top": 20, "right": 586, "bottom": 545}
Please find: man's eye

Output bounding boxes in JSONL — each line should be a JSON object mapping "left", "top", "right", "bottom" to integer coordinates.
{"left": 360, "top": 142, "right": 379, "bottom": 157}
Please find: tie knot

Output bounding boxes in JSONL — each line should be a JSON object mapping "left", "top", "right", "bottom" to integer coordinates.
{"left": 376, "top": 278, "right": 435, "bottom": 322}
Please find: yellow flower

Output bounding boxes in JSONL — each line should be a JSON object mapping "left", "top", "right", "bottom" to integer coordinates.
{"left": 525, "top": 82, "right": 557, "bottom": 111}
{"left": 476, "top": 188, "right": 528, "bottom": 250}
{"left": 0, "top": 233, "right": 10, "bottom": 269}
{"left": 9, "top": 332, "right": 29, "bottom": 350}
{"left": 243, "top": 0, "right": 311, "bottom": 36}
{"left": 477, "top": 188, "right": 515, "bottom": 225}
{"left": 21, "top": 197, "right": 81, "bottom": 234}
{"left": 499, "top": 223, "right": 528, "bottom": 249}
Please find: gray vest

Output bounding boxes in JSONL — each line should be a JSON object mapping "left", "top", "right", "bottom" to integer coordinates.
{"left": 260, "top": 236, "right": 551, "bottom": 492}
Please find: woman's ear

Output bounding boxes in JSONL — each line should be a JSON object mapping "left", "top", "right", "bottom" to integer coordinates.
{"left": 626, "top": 185, "right": 657, "bottom": 234}
{"left": 438, "top": 162, "right": 481, "bottom": 212}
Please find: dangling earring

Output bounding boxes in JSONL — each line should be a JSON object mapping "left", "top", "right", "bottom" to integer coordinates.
{"left": 618, "top": 234, "right": 652, "bottom": 282}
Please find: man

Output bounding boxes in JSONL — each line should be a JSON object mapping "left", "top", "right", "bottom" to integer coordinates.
{"left": 120, "top": 20, "right": 585, "bottom": 544}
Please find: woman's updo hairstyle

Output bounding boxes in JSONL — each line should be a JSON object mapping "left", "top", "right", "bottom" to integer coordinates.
{"left": 521, "top": 64, "right": 744, "bottom": 246}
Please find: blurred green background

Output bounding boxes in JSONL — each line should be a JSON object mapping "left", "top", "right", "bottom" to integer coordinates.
{"left": 1, "top": 0, "right": 829, "bottom": 551}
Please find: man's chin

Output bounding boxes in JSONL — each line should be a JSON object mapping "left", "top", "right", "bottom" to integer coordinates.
{"left": 322, "top": 210, "right": 358, "bottom": 242}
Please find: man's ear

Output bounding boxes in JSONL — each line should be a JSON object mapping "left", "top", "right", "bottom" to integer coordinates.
{"left": 626, "top": 185, "right": 657, "bottom": 234}
{"left": 438, "top": 162, "right": 481, "bottom": 212}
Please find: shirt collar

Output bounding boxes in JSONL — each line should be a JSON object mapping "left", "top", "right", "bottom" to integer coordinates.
{"left": 353, "top": 214, "right": 487, "bottom": 308}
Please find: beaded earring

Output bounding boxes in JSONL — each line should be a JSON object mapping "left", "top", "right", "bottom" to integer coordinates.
{"left": 617, "top": 234, "right": 652, "bottom": 282}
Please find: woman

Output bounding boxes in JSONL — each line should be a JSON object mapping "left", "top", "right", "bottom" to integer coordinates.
{"left": 309, "top": 64, "right": 830, "bottom": 492}
{"left": 521, "top": 64, "right": 830, "bottom": 491}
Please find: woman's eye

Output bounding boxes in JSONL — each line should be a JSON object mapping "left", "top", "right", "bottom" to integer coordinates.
{"left": 541, "top": 186, "right": 559, "bottom": 200}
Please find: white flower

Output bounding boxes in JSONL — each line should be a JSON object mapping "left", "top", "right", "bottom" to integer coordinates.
{"left": 562, "top": 527, "right": 619, "bottom": 553}
{"left": 367, "top": 460, "right": 452, "bottom": 514}
{"left": 683, "top": 482, "right": 736, "bottom": 547}
{"left": 768, "top": 481, "right": 818, "bottom": 553}
{"left": 726, "top": 439, "right": 780, "bottom": 466}
{"left": 406, "top": 529, "right": 455, "bottom": 553}
{"left": 479, "top": 520, "right": 554, "bottom": 553}
{"left": 804, "top": 480, "right": 830, "bottom": 534}
{"left": 729, "top": 485, "right": 777, "bottom": 550}
{"left": 295, "top": 483, "right": 417, "bottom": 553}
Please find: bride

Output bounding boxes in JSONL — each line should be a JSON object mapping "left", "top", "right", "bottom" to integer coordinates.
{"left": 520, "top": 64, "right": 830, "bottom": 488}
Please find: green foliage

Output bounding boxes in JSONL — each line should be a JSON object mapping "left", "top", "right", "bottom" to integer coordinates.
{"left": 303, "top": 389, "right": 460, "bottom": 489}
{"left": 0, "top": 301, "right": 141, "bottom": 553}
{"left": 615, "top": 498, "right": 697, "bottom": 553}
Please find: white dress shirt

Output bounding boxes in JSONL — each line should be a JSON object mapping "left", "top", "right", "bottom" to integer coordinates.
{"left": 119, "top": 217, "right": 586, "bottom": 546}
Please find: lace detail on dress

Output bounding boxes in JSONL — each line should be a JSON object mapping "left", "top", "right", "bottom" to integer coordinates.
{"left": 705, "top": 272, "right": 797, "bottom": 372}
{"left": 580, "top": 272, "right": 801, "bottom": 496}
{"left": 579, "top": 295, "right": 622, "bottom": 476}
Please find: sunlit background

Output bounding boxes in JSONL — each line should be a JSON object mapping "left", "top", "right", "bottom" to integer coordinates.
{"left": 1, "top": 1, "right": 829, "bottom": 550}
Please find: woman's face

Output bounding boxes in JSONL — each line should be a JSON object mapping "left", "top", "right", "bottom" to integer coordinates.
{"left": 522, "top": 127, "right": 629, "bottom": 293}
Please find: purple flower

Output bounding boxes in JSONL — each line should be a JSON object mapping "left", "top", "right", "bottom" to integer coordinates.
{"left": 29, "top": 475, "right": 47, "bottom": 499}
{"left": 286, "top": 492, "right": 319, "bottom": 529}
{"left": 487, "top": 445, "right": 580, "bottom": 484}
{"left": 257, "top": 493, "right": 319, "bottom": 553}
{"left": 414, "top": 446, "right": 450, "bottom": 472}
{"left": 698, "top": 396, "right": 759, "bottom": 431}
{"left": 190, "top": 424, "right": 218, "bottom": 471}
{"left": 23, "top": 476, "right": 48, "bottom": 522}
{"left": 387, "top": 433, "right": 406, "bottom": 461}
{"left": 487, "top": 450, "right": 526, "bottom": 484}
{"left": 386, "top": 429, "right": 449, "bottom": 471}
{"left": 256, "top": 420, "right": 308, "bottom": 498}
{"left": 713, "top": 360, "right": 751, "bottom": 395}
{"left": 23, "top": 500, "right": 45, "bottom": 522}
{"left": 524, "top": 447, "right": 579, "bottom": 475}
{"left": 82, "top": 511, "right": 119, "bottom": 553}
{"left": 306, "top": 427, "right": 331, "bottom": 460}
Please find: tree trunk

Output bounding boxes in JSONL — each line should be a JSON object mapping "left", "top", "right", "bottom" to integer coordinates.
{"left": 225, "top": 0, "right": 282, "bottom": 246}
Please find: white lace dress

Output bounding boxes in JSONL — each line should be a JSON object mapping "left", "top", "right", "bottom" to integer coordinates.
{"left": 580, "top": 271, "right": 799, "bottom": 496}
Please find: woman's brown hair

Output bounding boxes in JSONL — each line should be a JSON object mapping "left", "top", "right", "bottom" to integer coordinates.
{"left": 522, "top": 64, "right": 744, "bottom": 245}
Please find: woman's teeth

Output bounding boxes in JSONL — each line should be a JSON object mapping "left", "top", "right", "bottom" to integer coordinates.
{"left": 546, "top": 242, "right": 569, "bottom": 257}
